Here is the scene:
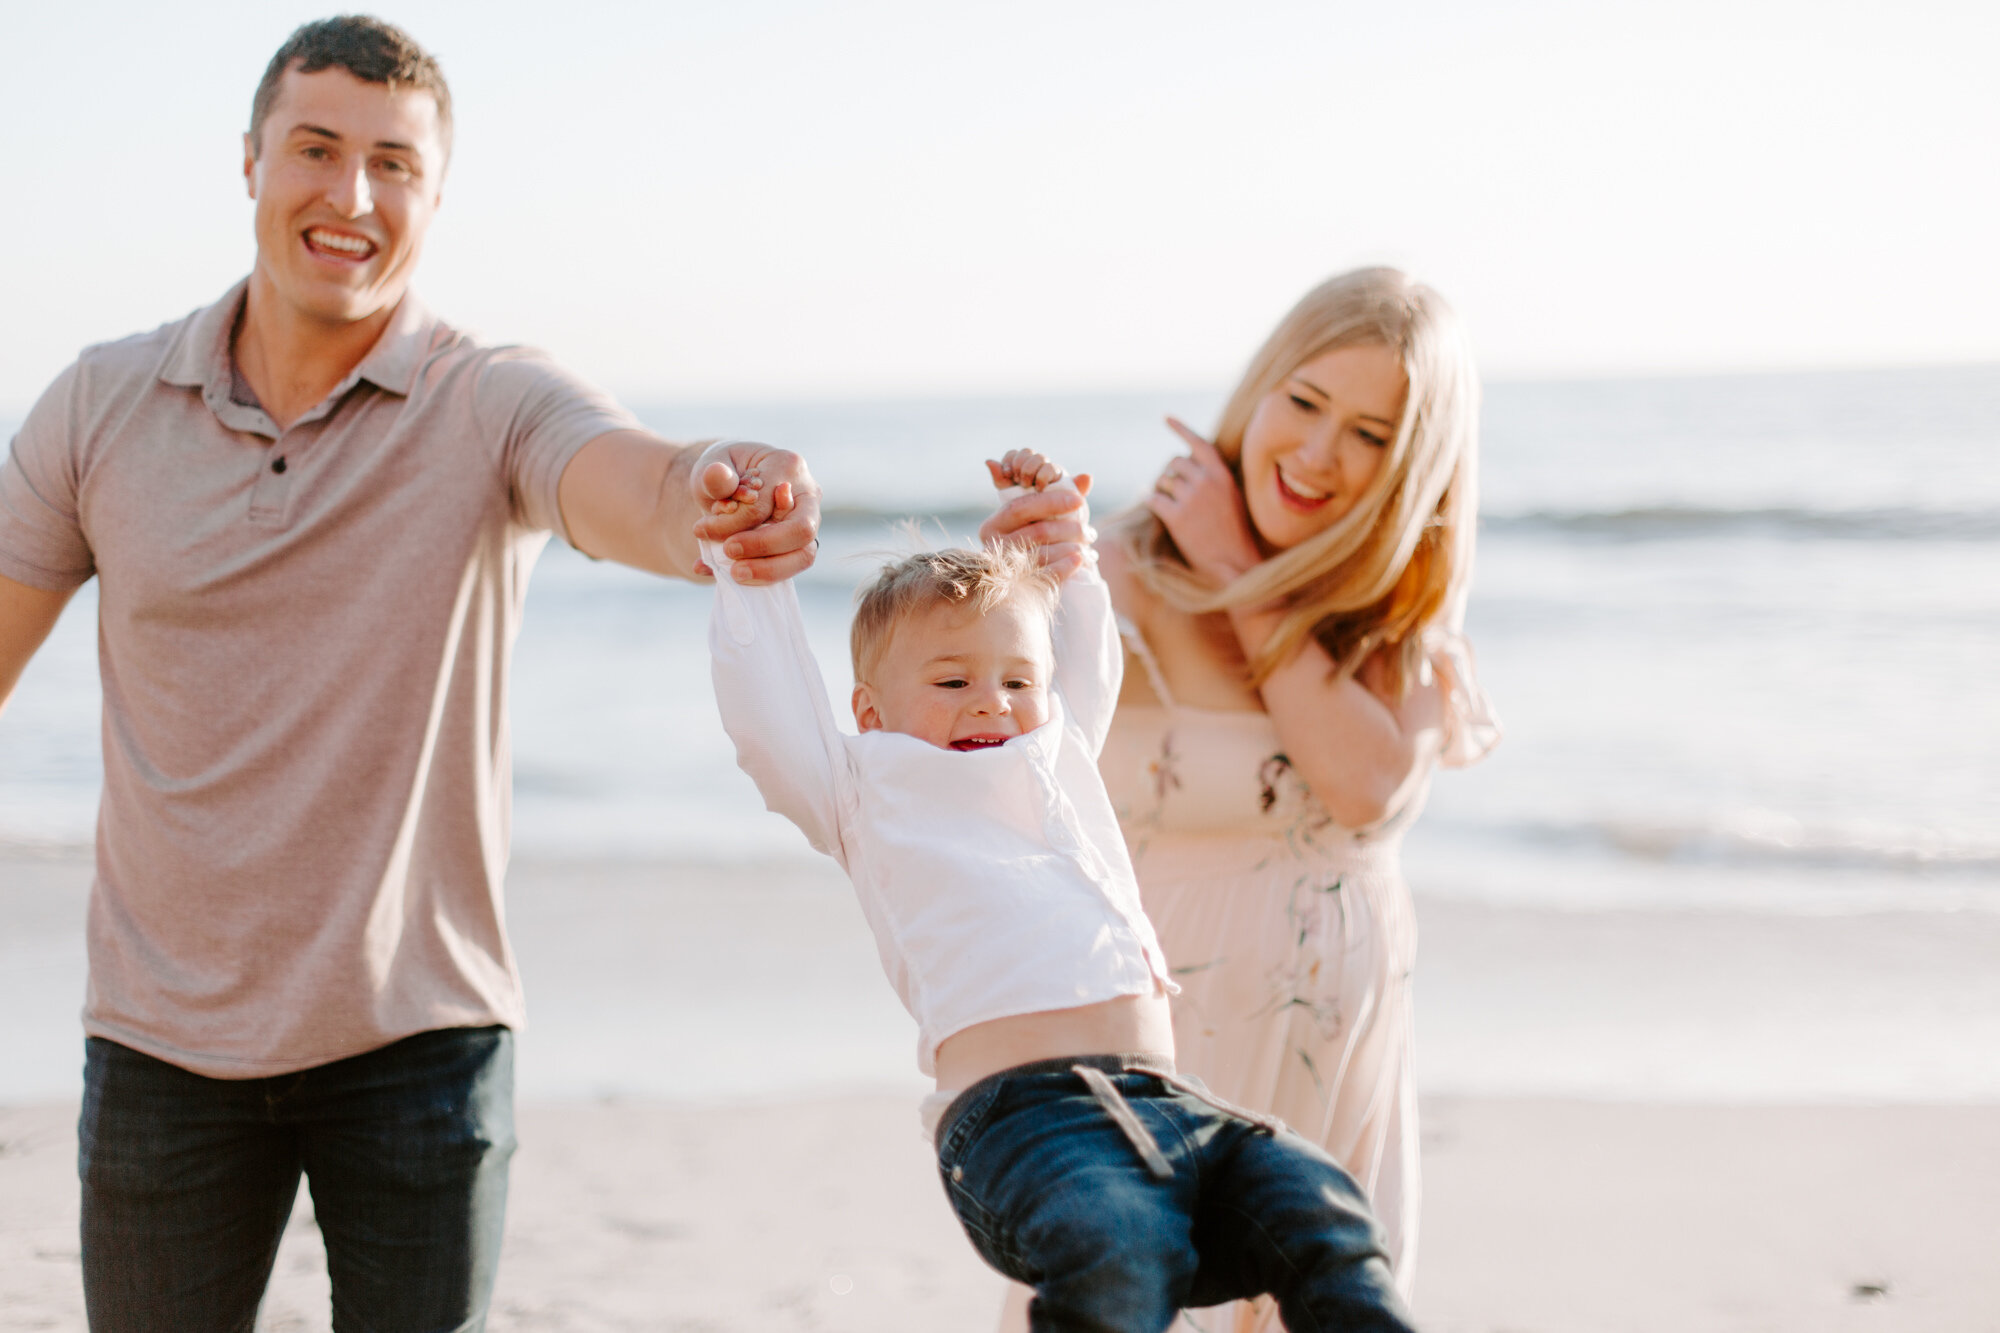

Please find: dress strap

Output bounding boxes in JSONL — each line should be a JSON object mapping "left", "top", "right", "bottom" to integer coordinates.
{"left": 1115, "top": 615, "right": 1179, "bottom": 708}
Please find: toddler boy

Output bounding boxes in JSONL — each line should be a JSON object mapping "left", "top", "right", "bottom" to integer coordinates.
{"left": 699, "top": 450, "right": 1415, "bottom": 1333}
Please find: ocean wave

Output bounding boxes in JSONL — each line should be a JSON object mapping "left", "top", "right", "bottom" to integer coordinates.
{"left": 1516, "top": 811, "right": 2000, "bottom": 876}
{"left": 1482, "top": 505, "right": 2000, "bottom": 542}
{"left": 820, "top": 502, "right": 995, "bottom": 532}
{"left": 806, "top": 501, "right": 2000, "bottom": 543}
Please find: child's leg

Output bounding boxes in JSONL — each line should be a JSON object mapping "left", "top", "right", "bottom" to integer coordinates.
{"left": 1191, "top": 1121, "right": 1417, "bottom": 1333}
{"left": 935, "top": 1063, "right": 1200, "bottom": 1333}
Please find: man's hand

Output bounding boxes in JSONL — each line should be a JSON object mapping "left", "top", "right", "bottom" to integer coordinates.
{"left": 690, "top": 441, "right": 821, "bottom": 584}
{"left": 978, "top": 449, "right": 1095, "bottom": 579}
{"left": 695, "top": 455, "right": 803, "bottom": 584}
{"left": 560, "top": 431, "right": 820, "bottom": 583}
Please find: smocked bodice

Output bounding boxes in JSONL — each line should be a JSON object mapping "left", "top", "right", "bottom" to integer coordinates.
{"left": 1099, "top": 622, "right": 1433, "bottom": 870}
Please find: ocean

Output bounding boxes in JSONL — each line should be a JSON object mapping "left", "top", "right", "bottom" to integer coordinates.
{"left": 7, "top": 364, "right": 1996, "bottom": 915}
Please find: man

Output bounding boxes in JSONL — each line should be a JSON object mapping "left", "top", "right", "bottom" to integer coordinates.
{"left": 0, "top": 16, "right": 818, "bottom": 1330}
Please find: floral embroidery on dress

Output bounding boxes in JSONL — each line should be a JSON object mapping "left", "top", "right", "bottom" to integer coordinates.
{"left": 1247, "top": 876, "right": 1351, "bottom": 1056}
{"left": 1150, "top": 732, "right": 1183, "bottom": 805}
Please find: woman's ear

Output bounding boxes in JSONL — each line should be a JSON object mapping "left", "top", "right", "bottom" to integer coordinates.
{"left": 852, "top": 683, "right": 882, "bottom": 732}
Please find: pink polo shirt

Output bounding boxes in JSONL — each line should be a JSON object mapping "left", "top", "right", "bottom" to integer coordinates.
{"left": 0, "top": 280, "right": 641, "bottom": 1077}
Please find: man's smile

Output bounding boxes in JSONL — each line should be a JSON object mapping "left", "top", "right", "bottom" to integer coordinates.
{"left": 303, "top": 226, "right": 379, "bottom": 262}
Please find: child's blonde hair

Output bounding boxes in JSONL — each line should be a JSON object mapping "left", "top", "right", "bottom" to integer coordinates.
{"left": 850, "top": 544, "right": 1060, "bottom": 683}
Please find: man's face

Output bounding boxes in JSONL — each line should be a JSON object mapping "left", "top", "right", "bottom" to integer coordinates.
{"left": 242, "top": 65, "right": 446, "bottom": 326}
{"left": 852, "top": 593, "right": 1054, "bottom": 751}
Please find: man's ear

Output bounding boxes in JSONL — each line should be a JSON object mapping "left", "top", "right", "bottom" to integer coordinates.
{"left": 242, "top": 132, "right": 258, "bottom": 199}
{"left": 852, "top": 683, "right": 882, "bottom": 733}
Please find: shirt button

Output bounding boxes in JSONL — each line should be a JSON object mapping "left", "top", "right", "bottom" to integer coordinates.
{"left": 951, "top": 1166, "right": 964, "bottom": 1182}
{"left": 271, "top": 457, "right": 288, "bottom": 474}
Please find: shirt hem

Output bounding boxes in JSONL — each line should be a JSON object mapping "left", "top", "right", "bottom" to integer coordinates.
{"left": 79, "top": 1012, "right": 522, "bottom": 1081}
{"left": 0, "top": 548, "right": 93, "bottom": 592}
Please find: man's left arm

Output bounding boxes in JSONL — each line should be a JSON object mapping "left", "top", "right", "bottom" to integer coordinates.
{"left": 556, "top": 432, "right": 821, "bottom": 584}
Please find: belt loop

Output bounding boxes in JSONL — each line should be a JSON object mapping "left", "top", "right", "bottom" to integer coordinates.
{"left": 1073, "top": 1065, "right": 1174, "bottom": 1180}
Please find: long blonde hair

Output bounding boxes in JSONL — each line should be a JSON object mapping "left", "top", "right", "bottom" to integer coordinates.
{"left": 1120, "top": 267, "right": 1480, "bottom": 696}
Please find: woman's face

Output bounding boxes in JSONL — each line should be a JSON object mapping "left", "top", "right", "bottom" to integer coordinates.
{"left": 1238, "top": 342, "right": 1408, "bottom": 553}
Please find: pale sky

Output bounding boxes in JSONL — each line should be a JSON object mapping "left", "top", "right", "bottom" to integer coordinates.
{"left": 2, "top": 0, "right": 1994, "bottom": 415}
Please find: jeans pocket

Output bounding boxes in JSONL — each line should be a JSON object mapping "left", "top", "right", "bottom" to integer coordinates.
{"left": 941, "top": 1075, "right": 1008, "bottom": 1152}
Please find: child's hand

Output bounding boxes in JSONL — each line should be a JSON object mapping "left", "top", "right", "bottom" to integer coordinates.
{"left": 700, "top": 459, "right": 761, "bottom": 517}
{"left": 979, "top": 451, "right": 1095, "bottom": 581}
{"left": 985, "top": 449, "right": 1072, "bottom": 493}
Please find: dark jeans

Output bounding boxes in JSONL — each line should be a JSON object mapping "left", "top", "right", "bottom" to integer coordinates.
{"left": 78, "top": 1027, "right": 515, "bottom": 1333}
{"left": 935, "top": 1056, "right": 1417, "bottom": 1333}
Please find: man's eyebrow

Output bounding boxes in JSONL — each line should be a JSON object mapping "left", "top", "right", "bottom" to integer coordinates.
{"left": 290, "top": 123, "right": 420, "bottom": 154}
{"left": 1293, "top": 374, "right": 1398, "bottom": 429}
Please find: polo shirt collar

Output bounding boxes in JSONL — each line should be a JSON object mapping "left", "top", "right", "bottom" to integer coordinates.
{"left": 157, "top": 279, "right": 246, "bottom": 392}
{"left": 158, "top": 278, "right": 441, "bottom": 406}
{"left": 351, "top": 288, "right": 437, "bottom": 397}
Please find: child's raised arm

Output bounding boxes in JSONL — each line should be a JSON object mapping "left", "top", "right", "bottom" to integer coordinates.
{"left": 699, "top": 460, "right": 853, "bottom": 865}
{"left": 981, "top": 451, "right": 1123, "bottom": 755}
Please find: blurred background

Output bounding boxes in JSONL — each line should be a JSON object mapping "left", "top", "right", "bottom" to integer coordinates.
{"left": 2, "top": 0, "right": 1996, "bottom": 1109}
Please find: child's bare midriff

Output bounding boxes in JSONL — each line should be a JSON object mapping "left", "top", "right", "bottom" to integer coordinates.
{"left": 933, "top": 989, "right": 1177, "bottom": 1091}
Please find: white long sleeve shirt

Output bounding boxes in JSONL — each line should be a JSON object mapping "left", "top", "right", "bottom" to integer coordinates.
{"left": 704, "top": 544, "right": 1176, "bottom": 1076}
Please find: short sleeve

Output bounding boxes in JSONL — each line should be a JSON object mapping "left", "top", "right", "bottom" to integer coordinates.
{"left": 0, "top": 361, "right": 96, "bottom": 591}
{"left": 1427, "top": 629, "right": 1500, "bottom": 768}
{"left": 474, "top": 350, "right": 643, "bottom": 542}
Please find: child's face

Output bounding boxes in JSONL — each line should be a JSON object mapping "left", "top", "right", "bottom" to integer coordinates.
{"left": 852, "top": 592, "right": 1053, "bottom": 750}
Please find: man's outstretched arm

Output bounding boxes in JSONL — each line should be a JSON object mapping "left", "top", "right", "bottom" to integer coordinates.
{"left": 0, "top": 574, "right": 76, "bottom": 720}
{"left": 557, "top": 431, "right": 821, "bottom": 583}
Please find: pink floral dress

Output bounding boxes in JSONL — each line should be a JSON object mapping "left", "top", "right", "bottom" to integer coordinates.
{"left": 1098, "top": 621, "right": 1497, "bottom": 1328}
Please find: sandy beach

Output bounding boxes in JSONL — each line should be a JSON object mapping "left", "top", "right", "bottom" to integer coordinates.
{"left": 5, "top": 1094, "right": 1997, "bottom": 1331}
{"left": 4, "top": 851, "right": 1998, "bottom": 1331}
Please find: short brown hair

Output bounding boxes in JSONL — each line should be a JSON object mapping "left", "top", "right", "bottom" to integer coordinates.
{"left": 249, "top": 15, "right": 452, "bottom": 159}
{"left": 850, "top": 546, "right": 1059, "bottom": 683}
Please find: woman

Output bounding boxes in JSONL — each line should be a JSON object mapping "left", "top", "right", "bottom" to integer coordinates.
{"left": 986, "top": 267, "right": 1497, "bottom": 1329}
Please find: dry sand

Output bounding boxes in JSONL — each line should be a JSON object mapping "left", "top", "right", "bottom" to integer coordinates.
{"left": 3, "top": 1094, "right": 1997, "bottom": 1332}
{"left": 6, "top": 850, "right": 1998, "bottom": 1329}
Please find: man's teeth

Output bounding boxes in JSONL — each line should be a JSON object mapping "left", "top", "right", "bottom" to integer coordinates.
{"left": 308, "top": 230, "right": 373, "bottom": 256}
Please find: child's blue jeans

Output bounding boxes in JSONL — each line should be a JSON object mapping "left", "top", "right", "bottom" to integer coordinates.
{"left": 935, "top": 1054, "right": 1417, "bottom": 1333}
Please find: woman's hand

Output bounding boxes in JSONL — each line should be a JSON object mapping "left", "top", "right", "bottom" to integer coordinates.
{"left": 979, "top": 449, "right": 1096, "bottom": 579}
{"left": 1145, "top": 419, "right": 1262, "bottom": 585}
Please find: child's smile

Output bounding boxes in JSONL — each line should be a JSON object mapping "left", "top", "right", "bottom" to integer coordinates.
{"left": 852, "top": 592, "right": 1053, "bottom": 750}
